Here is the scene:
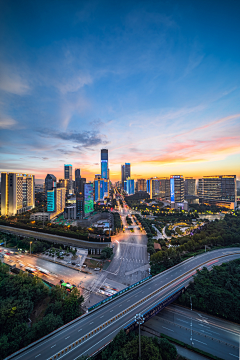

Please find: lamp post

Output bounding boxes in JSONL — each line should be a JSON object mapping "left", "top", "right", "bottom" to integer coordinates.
{"left": 135, "top": 313, "right": 145, "bottom": 359}
{"left": 30, "top": 241, "right": 32, "bottom": 255}
{"left": 190, "top": 296, "right": 194, "bottom": 346}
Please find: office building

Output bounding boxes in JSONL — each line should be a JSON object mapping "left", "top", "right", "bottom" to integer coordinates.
{"left": 44, "top": 174, "right": 57, "bottom": 198}
{"left": 137, "top": 179, "right": 146, "bottom": 192}
{"left": 121, "top": 165, "right": 125, "bottom": 187}
{"left": 184, "top": 177, "right": 196, "bottom": 196}
{"left": 198, "top": 175, "right": 237, "bottom": 209}
{"left": 47, "top": 187, "right": 66, "bottom": 216}
{"left": 124, "top": 181, "right": 127, "bottom": 192}
{"left": 64, "top": 164, "right": 73, "bottom": 193}
{"left": 84, "top": 183, "right": 94, "bottom": 216}
{"left": 1, "top": 172, "right": 35, "bottom": 216}
{"left": 170, "top": 175, "right": 185, "bottom": 208}
{"left": 146, "top": 179, "right": 150, "bottom": 194}
{"left": 159, "top": 177, "right": 170, "bottom": 200}
{"left": 125, "top": 163, "right": 131, "bottom": 179}
{"left": 75, "top": 177, "right": 86, "bottom": 194}
{"left": 94, "top": 175, "right": 109, "bottom": 201}
{"left": 101, "top": 149, "right": 108, "bottom": 179}
{"left": 64, "top": 206, "right": 76, "bottom": 220}
{"left": 127, "top": 178, "right": 135, "bottom": 195}
{"left": 75, "top": 168, "right": 80, "bottom": 179}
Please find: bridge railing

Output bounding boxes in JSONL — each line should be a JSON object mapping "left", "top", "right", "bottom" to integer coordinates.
{"left": 124, "top": 286, "right": 185, "bottom": 334}
{"left": 88, "top": 275, "right": 152, "bottom": 311}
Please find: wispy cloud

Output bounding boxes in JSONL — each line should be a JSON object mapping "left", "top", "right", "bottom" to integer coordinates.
{"left": 0, "top": 63, "right": 30, "bottom": 95}
{"left": 37, "top": 129, "right": 108, "bottom": 148}
{"left": 0, "top": 116, "right": 17, "bottom": 129}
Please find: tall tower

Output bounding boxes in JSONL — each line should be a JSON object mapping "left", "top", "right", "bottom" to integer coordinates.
{"left": 101, "top": 149, "right": 108, "bottom": 179}
{"left": 64, "top": 164, "right": 73, "bottom": 193}
{"left": 125, "top": 163, "right": 131, "bottom": 179}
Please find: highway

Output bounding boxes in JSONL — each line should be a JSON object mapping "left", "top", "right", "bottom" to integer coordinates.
{"left": 7, "top": 247, "right": 240, "bottom": 360}
{"left": 143, "top": 304, "right": 240, "bottom": 360}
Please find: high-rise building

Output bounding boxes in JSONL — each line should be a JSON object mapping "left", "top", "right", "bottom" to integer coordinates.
{"left": 75, "top": 177, "right": 86, "bottom": 194}
{"left": 159, "top": 177, "right": 170, "bottom": 200}
{"left": 184, "top": 177, "right": 196, "bottom": 196}
{"left": 44, "top": 174, "right": 57, "bottom": 198}
{"left": 125, "top": 163, "right": 131, "bottom": 179}
{"left": 101, "top": 149, "right": 108, "bottom": 179}
{"left": 94, "top": 174, "right": 109, "bottom": 201}
{"left": 170, "top": 175, "right": 184, "bottom": 204}
{"left": 127, "top": 178, "right": 134, "bottom": 195}
{"left": 47, "top": 187, "right": 65, "bottom": 216}
{"left": 75, "top": 168, "right": 80, "bottom": 179}
{"left": 149, "top": 178, "right": 160, "bottom": 199}
{"left": 84, "top": 183, "right": 94, "bottom": 216}
{"left": 64, "top": 164, "right": 73, "bottom": 193}
{"left": 137, "top": 179, "right": 146, "bottom": 192}
{"left": 121, "top": 165, "right": 125, "bottom": 187}
{"left": 146, "top": 179, "right": 151, "bottom": 194}
{"left": 1, "top": 172, "right": 35, "bottom": 216}
{"left": 198, "top": 175, "right": 237, "bottom": 209}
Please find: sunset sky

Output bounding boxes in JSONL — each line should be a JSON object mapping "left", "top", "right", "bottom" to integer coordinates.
{"left": 0, "top": 1, "right": 240, "bottom": 182}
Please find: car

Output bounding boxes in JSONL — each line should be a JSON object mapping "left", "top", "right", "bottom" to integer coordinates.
{"left": 19, "top": 263, "right": 24, "bottom": 267}
{"left": 71, "top": 262, "right": 76, "bottom": 265}
{"left": 94, "top": 267, "right": 101, "bottom": 271}
{"left": 66, "top": 282, "right": 70, "bottom": 285}
{"left": 72, "top": 284, "right": 76, "bottom": 288}
{"left": 82, "top": 264, "right": 87, "bottom": 268}
{"left": 76, "top": 264, "right": 80, "bottom": 267}
{"left": 60, "top": 279, "right": 64, "bottom": 284}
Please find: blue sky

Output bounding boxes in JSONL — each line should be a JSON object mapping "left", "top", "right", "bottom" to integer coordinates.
{"left": 0, "top": 0, "right": 240, "bottom": 181}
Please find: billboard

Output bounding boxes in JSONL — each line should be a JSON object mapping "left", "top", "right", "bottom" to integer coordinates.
{"left": 170, "top": 178, "right": 175, "bottom": 202}
{"left": 84, "top": 183, "right": 94, "bottom": 215}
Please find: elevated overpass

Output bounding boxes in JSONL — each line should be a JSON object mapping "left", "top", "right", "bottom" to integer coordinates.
{"left": 0, "top": 225, "right": 109, "bottom": 250}
{"left": 7, "top": 248, "right": 240, "bottom": 360}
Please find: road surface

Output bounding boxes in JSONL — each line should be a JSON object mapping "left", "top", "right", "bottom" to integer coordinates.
{"left": 143, "top": 304, "right": 240, "bottom": 360}
{"left": 8, "top": 248, "right": 240, "bottom": 360}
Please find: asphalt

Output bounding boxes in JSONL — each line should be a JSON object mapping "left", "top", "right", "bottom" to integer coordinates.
{"left": 7, "top": 248, "right": 240, "bottom": 360}
{"left": 143, "top": 304, "right": 240, "bottom": 360}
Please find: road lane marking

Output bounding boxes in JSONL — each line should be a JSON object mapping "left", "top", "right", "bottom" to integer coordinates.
{"left": 35, "top": 355, "right": 41, "bottom": 358}
{"left": 229, "top": 354, "right": 238, "bottom": 358}
{"left": 100, "top": 315, "right": 104, "bottom": 318}
{"left": 110, "top": 310, "right": 113, "bottom": 312}
{"left": 78, "top": 329, "right": 82, "bottom": 331}
{"left": 193, "top": 339, "right": 207, "bottom": 345}
{"left": 176, "top": 318, "right": 189, "bottom": 324}
{"left": 90, "top": 322, "right": 94, "bottom": 324}
{"left": 51, "top": 345, "right": 56, "bottom": 348}
{"left": 162, "top": 326, "right": 174, "bottom": 332}
{"left": 65, "top": 336, "right": 70, "bottom": 339}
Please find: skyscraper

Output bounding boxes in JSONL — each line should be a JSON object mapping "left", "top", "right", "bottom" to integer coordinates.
{"left": 94, "top": 174, "right": 108, "bottom": 201}
{"left": 1, "top": 172, "right": 35, "bottom": 216}
{"left": 127, "top": 178, "right": 134, "bottom": 195}
{"left": 64, "top": 164, "right": 73, "bottom": 194}
{"left": 75, "top": 168, "right": 80, "bottom": 179}
{"left": 125, "top": 163, "right": 131, "bottom": 179}
{"left": 64, "top": 164, "right": 72, "bottom": 181}
{"left": 121, "top": 165, "right": 125, "bottom": 187}
{"left": 170, "top": 175, "right": 184, "bottom": 205}
{"left": 44, "top": 174, "right": 57, "bottom": 198}
{"left": 47, "top": 187, "right": 65, "bottom": 215}
{"left": 101, "top": 149, "right": 108, "bottom": 179}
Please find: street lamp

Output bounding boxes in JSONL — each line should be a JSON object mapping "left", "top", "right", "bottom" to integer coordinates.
{"left": 30, "top": 241, "right": 32, "bottom": 255}
{"left": 135, "top": 313, "right": 145, "bottom": 359}
{"left": 190, "top": 296, "right": 194, "bottom": 346}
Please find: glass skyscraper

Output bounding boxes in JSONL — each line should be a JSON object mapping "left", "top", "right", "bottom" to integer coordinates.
{"left": 101, "top": 149, "right": 108, "bottom": 179}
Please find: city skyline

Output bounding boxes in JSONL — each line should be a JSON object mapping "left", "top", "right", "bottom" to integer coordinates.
{"left": 0, "top": 1, "right": 240, "bottom": 181}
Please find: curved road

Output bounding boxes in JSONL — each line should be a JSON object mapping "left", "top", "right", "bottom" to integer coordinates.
{"left": 7, "top": 248, "right": 240, "bottom": 360}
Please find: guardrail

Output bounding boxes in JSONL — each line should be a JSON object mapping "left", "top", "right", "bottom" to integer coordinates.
{"left": 6, "top": 251, "right": 240, "bottom": 360}
{"left": 124, "top": 286, "right": 185, "bottom": 333}
{"left": 88, "top": 275, "right": 152, "bottom": 311}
